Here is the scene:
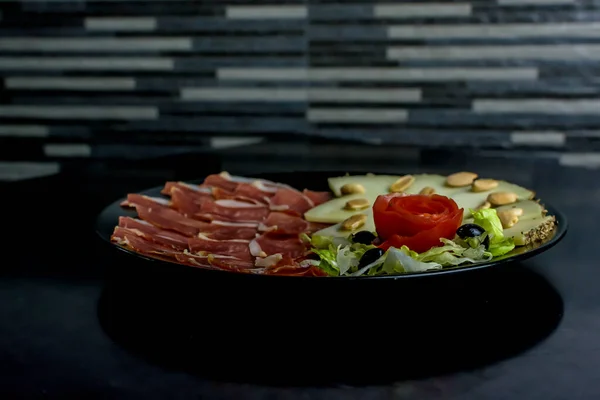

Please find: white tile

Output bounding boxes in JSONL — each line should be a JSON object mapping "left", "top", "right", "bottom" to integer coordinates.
{"left": 560, "top": 153, "right": 600, "bottom": 169}
{"left": 0, "top": 57, "right": 173, "bottom": 70}
{"left": 0, "top": 125, "right": 49, "bottom": 137}
{"left": 309, "top": 88, "right": 421, "bottom": 102}
{"left": 375, "top": 3, "right": 471, "bottom": 18}
{"left": 389, "top": 22, "right": 600, "bottom": 39}
{"left": 226, "top": 5, "right": 307, "bottom": 19}
{"left": 387, "top": 45, "right": 600, "bottom": 60}
{"left": 0, "top": 162, "right": 60, "bottom": 181}
{"left": 5, "top": 77, "right": 136, "bottom": 90}
{"left": 510, "top": 132, "right": 566, "bottom": 146}
{"left": 210, "top": 137, "right": 265, "bottom": 149}
{"left": 307, "top": 108, "right": 408, "bottom": 123}
{"left": 0, "top": 106, "right": 158, "bottom": 119}
{"left": 44, "top": 144, "right": 92, "bottom": 157}
{"left": 85, "top": 17, "right": 157, "bottom": 31}
{"left": 0, "top": 38, "right": 191, "bottom": 52}
{"left": 181, "top": 87, "right": 307, "bottom": 101}
{"left": 474, "top": 99, "right": 600, "bottom": 114}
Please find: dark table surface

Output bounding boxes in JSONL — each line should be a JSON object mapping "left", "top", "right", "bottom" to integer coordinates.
{"left": 0, "top": 142, "right": 597, "bottom": 399}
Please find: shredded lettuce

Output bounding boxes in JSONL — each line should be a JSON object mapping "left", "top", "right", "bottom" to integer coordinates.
{"left": 470, "top": 208, "right": 515, "bottom": 257}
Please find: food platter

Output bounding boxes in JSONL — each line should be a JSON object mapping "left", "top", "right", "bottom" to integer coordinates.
{"left": 95, "top": 170, "right": 567, "bottom": 280}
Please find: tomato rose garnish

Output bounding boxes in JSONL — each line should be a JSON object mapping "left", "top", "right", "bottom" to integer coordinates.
{"left": 373, "top": 193, "right": 463, "bottom": 253}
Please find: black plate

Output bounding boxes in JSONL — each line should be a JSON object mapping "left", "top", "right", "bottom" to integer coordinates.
{"left": 95, "top": 171, "right": 568, "bottom": 280}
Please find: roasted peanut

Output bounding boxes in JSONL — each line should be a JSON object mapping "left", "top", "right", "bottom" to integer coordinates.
{"left": 341, "top": 214, "right": 367, "bottom": 231}
{"left": 345, "top": 198, "right": 370, "bottom": 210}
{"left": 390, "top": 175, "right": 415, "bottom": 193}
{"left": 472, "top": 179, "right": 499, "bottom": 193}
{"left": 340, "top": 183, "right": 366, "bottom": 195}
{"left": 488, "top": 192, "right": 518, "bottom": 206}
{"left": 446, "top": 172, "right": 478, "bottom": 187}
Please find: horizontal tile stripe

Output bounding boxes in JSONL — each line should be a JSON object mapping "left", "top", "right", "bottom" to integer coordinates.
{"left": 388, "top": 22, "right": 600, "bottom": 39}
{"left": 0, "top": 162, "right": 60, "bottom": 182}
{"left": 498, "top": 0, "right": 575, "bottom": 5}
{"left": 0, "top": 57, "right": 173, "bottom": 70}
{"left": 5, "top": 77, "right": 136, "bottom": 90}
{"left": 0, "top": 106, "right": 158, "bottom": 119}
{"left": 560, "top": 153, "right": 600, "bottom": 168}
{"left": 310, "top": 88, "right": 421, "bottom": 102}
{"left": 43, "top": 144, "right": 92, "bottom": 157}
{"left": 218, "top": 67, "right": 538, "bottom": 81}
{"left": 181, "top": 87, "right": 306, "bottom": 101}
{"left": 85, "top": 17, "right": 157, "bottom": 31}
{"left": 374, "top": 3, "right": 471, "bottom": 18}
{"left": 226, "top": 5, "right": 307, "bottom": 19}
{"left": 474, "top": 99, "right": 600, "bottom": 114}
{"left": 510, "top": 132, "right": 566, "bottom": 146}
{"left": 387, "top": 45, "right": 600, "bottom": 61}
{"left": 0, "top": 38, "right": 192, "bottom": 52}
{"left": 0, "top": 125, "right": 49, "bottom": 137}
{"left": 308, "top": 108, "right": 408, "bottom": 123}
{"left": 210, "top": 137, "right": 265, "bottom": 149}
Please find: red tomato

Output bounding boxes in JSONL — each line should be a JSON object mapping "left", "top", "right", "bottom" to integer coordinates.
{"left": 373, "top": 193, "right": 463, "bottom": 253}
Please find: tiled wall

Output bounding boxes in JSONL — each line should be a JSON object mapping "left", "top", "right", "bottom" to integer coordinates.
{"left": 2, "top": 0, "right": 600, "bottom": 178}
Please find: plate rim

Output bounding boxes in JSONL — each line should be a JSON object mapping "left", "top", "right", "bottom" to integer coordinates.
{"left": 95, "top": 171, "right": 569, "bottom": 281}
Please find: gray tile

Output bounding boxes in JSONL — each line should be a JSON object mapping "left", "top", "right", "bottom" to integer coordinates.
{"left": 176, "top": 57, "right": 304, "bottom": 70}
{"left": 309, "top": 88, "right": 421, "bottom": 103}
{"left": 118, "top": 117, "right": 307, "bottom": 133}
{"left": 374, "top": 3, "right": 471, "bottom": 18}
{"left": 85, "top": 17, "right": 157, "bottom": 31}
{"left": 0, "top": 106, "right": 158, "bottom": 120}
{"left": 158, "top": 17, "right": 304, "bottom": 32}
{"left": 217, "top": 67, "right": 538, "bottom": 81}
{"left": 307, "top": 108, "right": 408, "bottom": 123}
{"left": 388, "top": 22, "right": 600, "bottom": 39}
{"left": 408, "top": 110, "right": 600, "bottom": 127}
{"left": 309, "top": 5, "right": 374, "bottom": 19}
{"left": 309, "top": 25, "right": 388, "bottom": 41}
{"left": 192, "top": 36, "right": 305, "bottom": 52}
{"left": 226, "top": 5, "right": 307, "bottom": 19}
{"left": 560, "top": 153, "right": 600, "bottom": 168}
{"left": 0, "top": 125, "right": 49, "bottom": 137}
{"left": 180, "top": 87, "right": 307, "bottom": 101}
{"left": 498, "top": 0, "right": 575, "bottom": 5}
{"left": 5, "top": 77, "right": 136, "bottom": 90}
{"left": 43, "top": 143, "right": 92, "bottom": 157}
{"left": 0, "top": 162, "right": 60, "bottom": 182}
{"left": 510, "top": 132, "right": 566, "bottom": 146}
{"left": 0, "top": 38, "right": 192, "bottom": 52}
{"left": 210, "top": 137, "right": 265, "bottom": 149}
{"left": 474, "top": 99, "right": 600, "bottom": 114}
{"left": 387, "top": 45, "right": 600, "bottom": 61}
{"left": 0, "top": 57, "right": 173, "bottom": 70}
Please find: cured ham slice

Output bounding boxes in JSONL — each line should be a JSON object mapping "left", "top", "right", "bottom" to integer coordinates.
{"left": 211, "top": 187, "right": 264, "bottom": 206}
{"left": 162, "top": 181, "right": 212, "bottom": 198}
{"left": 259, "top": 212, "right": 310, "bottom": 235}
{"left": 197, "top": 199, "right": 269, "bottom": 222}
{"left": 234, "top": 182, "right": 276, "bottom": 204}
{"left": 203, "top": 173, "right": 239, "bottom": 192}
{"left": 250, "top": 233, "right": 308, "bottom": 259}
{"left": 303, "top": 189, "right": 332, "bottom": 206}
{"left": 188, "top": 234, "right": 252, "bottom": 261}
{"left": 170, "top": 187, "right": 206, "bottom": 217}
{"left": 121, "top": 194, "right": 170, "bottom": 210}
{"left": 268, "top": 188, "right": 314, "bottom": 216}
{"left": 135, "top": 204, "right": 210, "bottom": 237}
{"left": 207, "top": 254, "right": 258, "bottom": 273}
{"left": 259, "top": 255, "right": 328, "bottom": 276}
{"left": 118, "top": 217, "right": 189, "bottom": 250}
{"left": 200, "top": 220, "right": 258, "bottom": 241}
{"left": 111, "top": 227, "right": 179, "bottom": 259}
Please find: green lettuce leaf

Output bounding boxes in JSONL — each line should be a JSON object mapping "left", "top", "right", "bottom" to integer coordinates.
{"left": 470, "top": 208, "right": 515, "bottom": 257}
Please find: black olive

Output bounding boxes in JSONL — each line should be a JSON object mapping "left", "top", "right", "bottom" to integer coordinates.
{"left": 358, "top": 248, "right": 385, "bottom": 268}
{"left": 352, "top": 231, "right": 377, "bottom": 245}
{"left": 456, "top": 223, "right": 490, "bottom": 248}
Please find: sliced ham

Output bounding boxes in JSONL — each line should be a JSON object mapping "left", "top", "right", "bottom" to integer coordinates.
{"left": 261, "top": 255, "right": 328, "bottom": 277}
{"left": 211, "top": 187, "right": 264, "bottom": 206}
{"left": 162, "top": 181, "right": 212, "bottom": 198}
{"left": 303, "top": 189, "right": 332, "bottom": 206}
{"left": 188, "top": 234, "right": 252, "bottom": 261}
{"left": 197, "top": 199, "right": 269, "bottom": 222}
{"left": 111, "top": 226, "right": 179, "bottom": 259}
{"left": 250, "top": 233, "right": 308, "bottom": 259}
{"left": 268, "top": 188, "right": 314, "bottom": 216}
{"left": 234, "top": 182, "right": 276, "bottom": 204}
{"left": 118, "top": 216, "right": 188, "bottom": 250}
{"left": 259, "top": 212, "right": 310, "bottom": 235}
{"left": 121, "top": 194, "right": 170, "bottom": 209}
{"left": 200, "top": 220, "right": 258, "bottom": 241}
{"left": 170, "top": 187, "right": 204, "bottom": 217}
{"left": 135, "top": 204, "right": 210, "bottom": 237}
{"left": 203, "top": 172, "right": 239, "bottom": 192}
